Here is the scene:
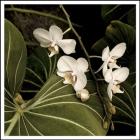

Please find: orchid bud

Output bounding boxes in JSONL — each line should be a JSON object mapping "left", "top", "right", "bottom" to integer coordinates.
{"left": 80, "top": 89, "right": 90, "bottom": 102}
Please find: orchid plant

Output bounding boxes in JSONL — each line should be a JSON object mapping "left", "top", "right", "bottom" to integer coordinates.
{"left": 4, "top": 4, "right": 136, "bottom": 136}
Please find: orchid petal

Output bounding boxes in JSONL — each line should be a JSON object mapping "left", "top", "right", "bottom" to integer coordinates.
{"left": 104, "top": 69, "right": 113, "bottom": 83}
{"left": 107, "top": 83, "right": 113, "bottom": 101}
{"left": 57, "top": 56, "right": 76, "bottom": 73}
{"left": 73, "top": 71, "right": 87, "bottom": 91}
{"left": 33, "top": 28, "right": 52, "bottom": 47}
{"left": 102, "top": 62, "right": 108, "bottom": 76}
{"left": 57, "top": 39, "right": 76, "bottom": 54}
{"left": 110, "top": 43, "right": 126, "bottom": 59}
{"left": 102, "top": 46, "right": 110, "bottom": 61}
{"left": 57, "top": 71, "right": 65, "bottom": 78}
{"left": 49, "top": 25, "right": 63, "bottom": 41}
{"left": 77, "top": 58, "right": 88, "bottom": 72}
{"left": 113, "top": 67, "right": 129, "bottom": 83}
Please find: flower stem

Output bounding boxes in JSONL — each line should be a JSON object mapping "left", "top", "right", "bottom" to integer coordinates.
{"left": 5, "top": 7, "right": 81, "bottom": 28}
{"left": 5, "top": 112, "right": 20, "bottom": 136}
{"left": 97, "top": 78, "right": 105, "bottom": 81}
{"left": 63, "top": 27, "right": 71, "bottom": 35}
{"left": 60, "top": 5, "right": 97, "bottom": 86}
{"left": 89, "top": 55, "right": 102, "bottom": 59}
{"left": 60, "top": 5, "right": 111, "bottom": 125}
{"left": 26, "top": 41, "right": 39, "bottom": 46}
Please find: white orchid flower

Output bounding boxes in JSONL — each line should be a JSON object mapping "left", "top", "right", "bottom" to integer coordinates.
{"left": 33, "top": 25, "right": 76, "bottom": 57}
{"left": 96, "top": 43, "right": 126, "bottom": 75}
{"left": 104, "top": 67, "right": 129, "bottom": 101}
{"left": 57, "top": 56, "right": 88, "bottom": 92}
{"left": 76, "top": 89, "right": 90, "bottom": 102}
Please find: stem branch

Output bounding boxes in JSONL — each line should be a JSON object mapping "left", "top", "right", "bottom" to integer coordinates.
{"left": 60, "top": 5, "right": 111, "bottom": 123}
{"left": 63, "top": 27, "right": 71, "bottom": 35}
{"left": 5, "top": 7, "right": 81, "bottom": 28}
{"left": 60, "top": 5, "right": 105, "bottom": 105}
{"left": 89, "top": 55, "right": 102, "bottom": 59}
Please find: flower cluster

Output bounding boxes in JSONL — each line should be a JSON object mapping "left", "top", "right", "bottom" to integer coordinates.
{"left": 99, "top": 43, "right": 129, "bottom": 101}
{"left": 33, "top": 25, "right": 90, "bottom": 102}
{"left": 33, "top": 25, "right": 129, "bottom": 102}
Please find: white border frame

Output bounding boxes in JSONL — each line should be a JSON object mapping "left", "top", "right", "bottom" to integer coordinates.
{"left": 1, "top": 1, "right": 139, "bottom": 139}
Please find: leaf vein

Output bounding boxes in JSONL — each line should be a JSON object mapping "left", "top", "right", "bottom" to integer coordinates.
{"left": 23, "top": 114, "right": 44, "bottom": 136}
{"left": 27, "top": 111, "right": 95, "bottom": 136}
{"left": 33, "top": 101, "right": 103, "bottom": 121}
{"left": 114, "top": 96, "right": 135, "bottom": 118}
{"left": 26, "top": 67, "right": 44, "bottom": 84}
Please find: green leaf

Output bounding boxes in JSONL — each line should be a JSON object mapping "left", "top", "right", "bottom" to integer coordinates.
{"left": 105, "top": 20, "right": 135, "bottom": 54}
{"left": 20, "top": 47, "right": 58, "bottom": 99}
{"left": 112, "top": 82, "right": 135, "bottom": 127}
{"left": 91, "top": 37, "right": 109, "bottom": 55}
{"left": 101, "top": 5, "right": 136, "bottom": 26}
{"left": 5, "top": 74, "right": 108, "bottom": 136}
{"left": 28, "top": 47, "right": 58, "bottom": 80}
{"left": 101, "top": 5, "right": 120, "bottom": 21}
{"left": 5, "top": 19, "right": 27, "bottom": 96}
{"left": 125, "top": 7, "right": 136, "bottom": 27}
{"left": 92, "top": 20, "right": 135, "bottom": 55}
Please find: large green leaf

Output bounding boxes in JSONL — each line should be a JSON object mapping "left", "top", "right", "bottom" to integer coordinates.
{"left": 4, "top": 19, "right": 27, "bottom": 135}
{"left": 5, "top": 74, "right": 108, "bottom": 136}
{"left": 5, "top": 19, "right": 27, "bottom": 96}
{"left": 5, "top": 43, "right": 108, "bottom": 135}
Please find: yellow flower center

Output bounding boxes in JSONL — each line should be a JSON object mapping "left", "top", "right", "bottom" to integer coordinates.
{"left": 64, "top": 72, "right": 77, "bottom": 85}
{"left": 48, "top": 45, "right": 59, "bottom": 54}
{"left": 111, "top": 84, "right": 120, "bottom": 94}
{"left": 109, "top": 57, "right": 116, "bottom": 63}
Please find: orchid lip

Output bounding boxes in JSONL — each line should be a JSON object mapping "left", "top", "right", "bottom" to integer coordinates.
{"left": 48, "top": 45, "right": 59, "bottom": 57}
{"left": 63, "top": 72, "right": 77, "bottom": 85}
